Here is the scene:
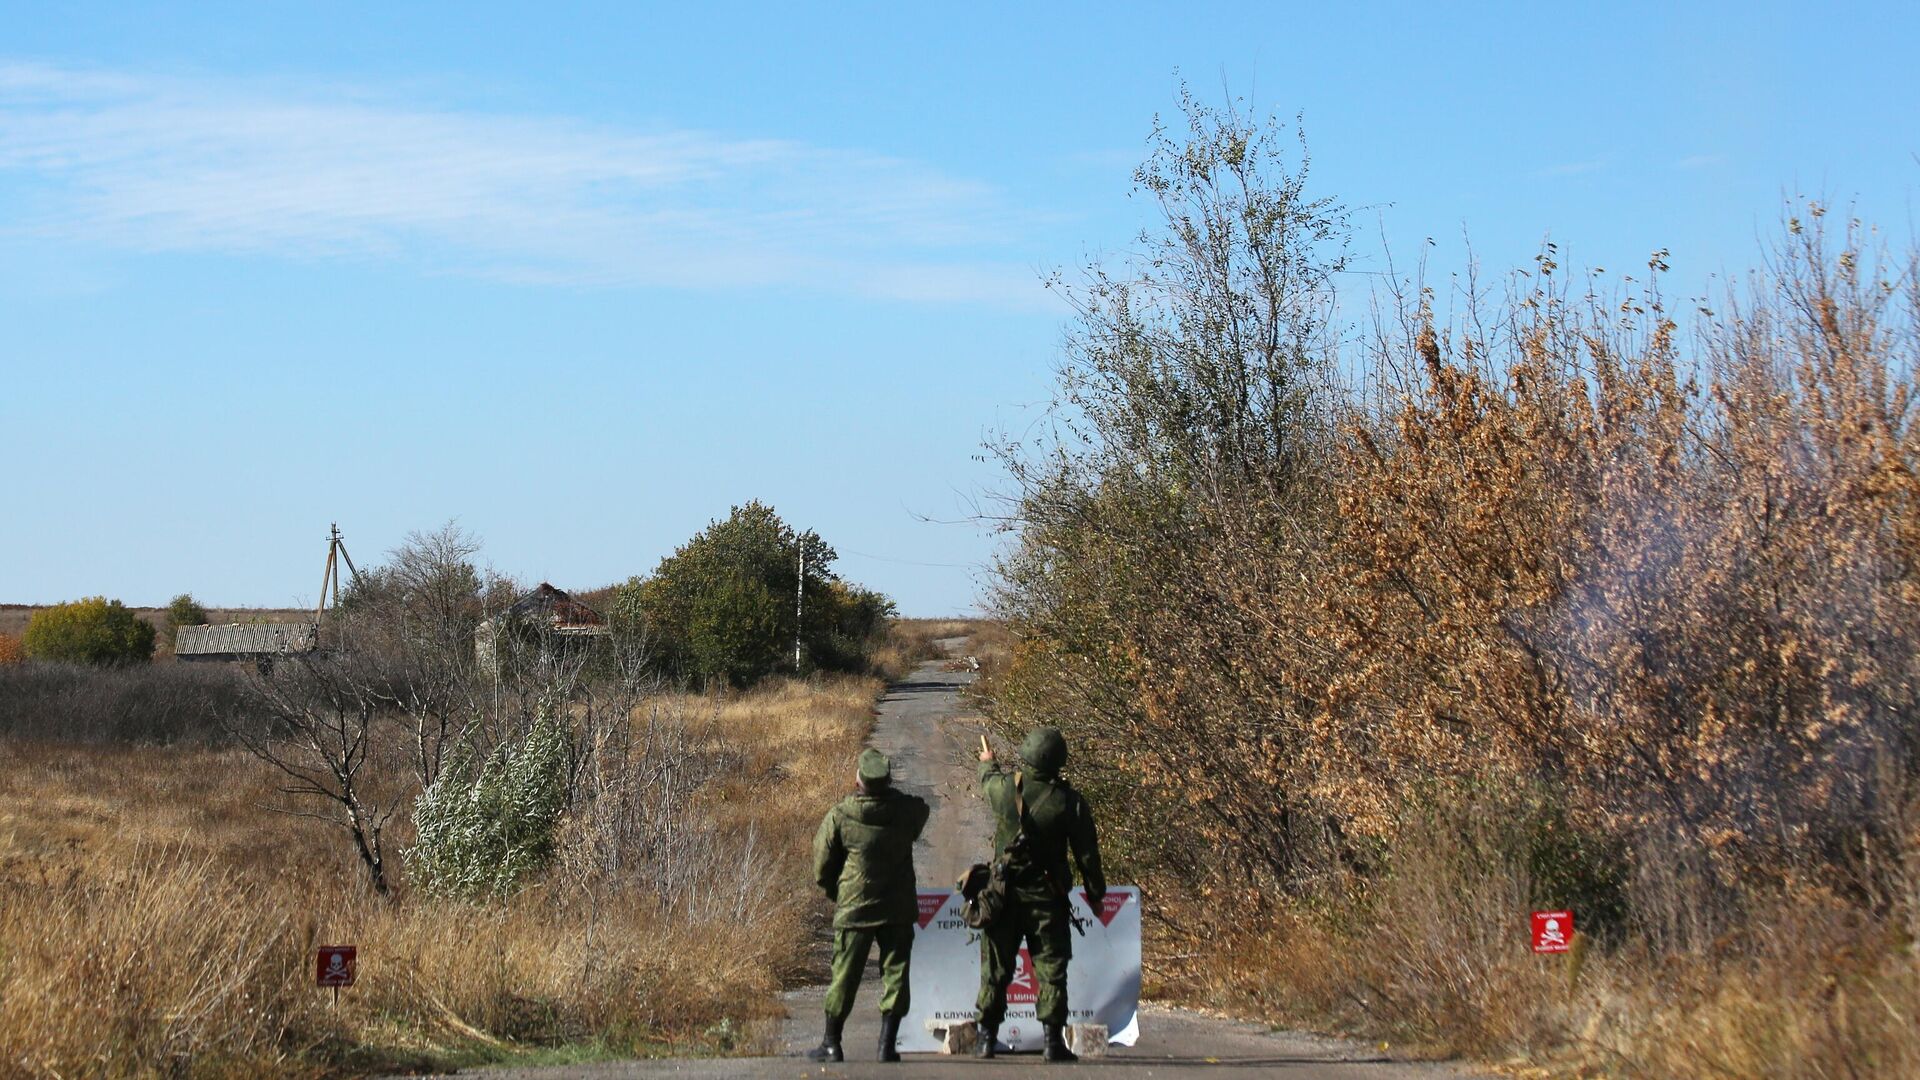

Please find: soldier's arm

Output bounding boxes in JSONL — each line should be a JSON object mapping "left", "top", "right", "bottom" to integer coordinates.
{"left": 812, "top": 809, "right": 845, "bottom": 901}
{"left": 1070, "top": 795, "right": 1107, "bottom": 903}
{"left": 978, "top": 758, "right": 1008, "bottom": 790}
{"left": 979, "top": 763, "right": 1015, "bottom": 822}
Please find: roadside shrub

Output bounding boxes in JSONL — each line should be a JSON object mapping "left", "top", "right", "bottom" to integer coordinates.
{"left": 989, "top": 90, "right": 1920, "bottom": 1071}
{"left": 0, "top": 633, "right": 21, "bottom": 666}
{"left": 811, "top": 580, "right": 896, "bottom": 673}
{"left": 409, "top": 708, "right": 572, "bottom": 899}
{"left": 21, "top": 597, "right": 156, "bottom": 666}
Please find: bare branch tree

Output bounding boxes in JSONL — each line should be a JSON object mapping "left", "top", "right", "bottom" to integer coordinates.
{"left": 228, "top": 648, "right": 397, "bottom": 895}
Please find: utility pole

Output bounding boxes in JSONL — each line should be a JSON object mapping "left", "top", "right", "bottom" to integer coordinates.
{"left": 794, "top": 536, "right": 806, "bottom": 672}
{"left": 315, "top": 523, "right": 361, "bottom": 623}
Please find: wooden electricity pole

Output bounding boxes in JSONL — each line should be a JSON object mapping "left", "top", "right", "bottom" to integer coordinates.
{"left": 315, "top": 523, "right": 362, "bottom": 623}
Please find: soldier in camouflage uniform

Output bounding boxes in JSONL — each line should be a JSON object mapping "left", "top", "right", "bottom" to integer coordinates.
{"left": 976, "top": 726, "right": 1105, "bottom": 1063}
{"left": 807, "top": 748, "right": 930, "bottom": 1063}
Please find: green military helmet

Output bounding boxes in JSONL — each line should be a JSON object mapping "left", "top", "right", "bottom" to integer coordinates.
{"left": 1019, "top": 726, "right": 1068, "bottom": 778}
{"left": 857, "top": 748, "right": 892, "bottom": 785}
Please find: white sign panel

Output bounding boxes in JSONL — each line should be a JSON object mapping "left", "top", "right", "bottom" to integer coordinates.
{"left": 902, "top": 886, "right": 1140, "bottom": 1054}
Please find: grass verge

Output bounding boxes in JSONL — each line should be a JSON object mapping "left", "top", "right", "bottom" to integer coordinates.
{"left": 0, "top": 675, "right": 881, "bottom": 1077}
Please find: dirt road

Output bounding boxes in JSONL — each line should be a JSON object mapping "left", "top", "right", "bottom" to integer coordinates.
{"left": 462, "top": 656, "right": 1478, "bottom": 1078}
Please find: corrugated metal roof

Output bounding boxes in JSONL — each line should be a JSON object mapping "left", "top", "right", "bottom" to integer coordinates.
{"left": 502, "top": 583, "right": 606, "bottom": 630}
{"left": 175, "top": 622, "right": 319, "bottom": 656}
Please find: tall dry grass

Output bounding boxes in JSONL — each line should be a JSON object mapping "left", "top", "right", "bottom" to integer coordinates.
{"left": 0, "top": 675, "right": 879, "bottom": 1077}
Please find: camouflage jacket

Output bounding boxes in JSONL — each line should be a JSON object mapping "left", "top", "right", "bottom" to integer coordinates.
{"left": 812, "top": 787, "right": 930, "bottom": 928}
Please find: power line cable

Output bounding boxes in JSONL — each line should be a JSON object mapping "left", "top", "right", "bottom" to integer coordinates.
{"left": 837, "top": 547, "right": 978, "bottom": 570}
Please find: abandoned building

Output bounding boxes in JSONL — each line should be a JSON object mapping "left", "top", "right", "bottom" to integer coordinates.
{"left": 174, "top": 622, "right": 320, "bottom": 666}
{"left": 474, "top": 583, "right": 608, "bottom": 668}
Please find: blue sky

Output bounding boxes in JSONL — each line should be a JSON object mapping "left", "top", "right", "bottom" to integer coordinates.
{"left": 1, "top": 2, "right": 1915, "bottom": 616}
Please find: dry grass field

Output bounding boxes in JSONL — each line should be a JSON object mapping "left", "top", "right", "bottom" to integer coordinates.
{"left": 0, "top": 674, "right": 883, "bottom": 1077}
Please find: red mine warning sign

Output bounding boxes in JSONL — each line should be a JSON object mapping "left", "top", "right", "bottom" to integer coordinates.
{"left": 1092, "top": 890, "right": 1129, "bottom": 927}
{"left": 1531, "top": 911, "right": 1573, "bottom": 954}
{"left": 317, "top": 945, "right": 357, "bottom": 987}
{"left": 917, "top": 892, "right": 946, "bottom": 929}
{"left": 1008, "top": 947, "right": 1038, "bottom": 1005}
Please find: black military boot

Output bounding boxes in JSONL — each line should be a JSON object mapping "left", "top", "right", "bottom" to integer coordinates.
{"left": 805, "top": 1013, "right": 845, "bottom": 1062}
{"left": 877, "top": 1012, "right": 902, "bottom": 1062}
{"left": 1043, "top": 1022, "right": 1079, "bottom": 1063}
{"left": 975, "top": 1019, "right": 998, "bottom": 1059}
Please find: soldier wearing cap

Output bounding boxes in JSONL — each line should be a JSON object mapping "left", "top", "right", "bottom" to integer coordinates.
{"left": 806, "top": 747, "right": 931, "bottom": 1063}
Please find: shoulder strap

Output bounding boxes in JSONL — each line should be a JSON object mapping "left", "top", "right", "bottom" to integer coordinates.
{"left": 1012, "top": 771, "right": 1071, "bottom": 898}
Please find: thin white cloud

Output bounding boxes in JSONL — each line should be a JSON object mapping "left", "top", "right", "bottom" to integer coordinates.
{"left": 0, "top": 61, "right": 1052, "bottom": 306}
{"left": 1534, "top": 159, "right": 1606, "bottom": 178}
{"left": 1676, "top": 153, "right": 1727, "bottom": 170}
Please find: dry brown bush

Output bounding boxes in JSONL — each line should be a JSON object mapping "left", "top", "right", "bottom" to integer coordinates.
{"left": 0, "top": 634, "right": 21, "bottom": 666}
{"left": 988, "top": 94, "right": 1920, "bottom": 1075}
{"left": 0, "top": 674, "right": 878, "bottom": 1076}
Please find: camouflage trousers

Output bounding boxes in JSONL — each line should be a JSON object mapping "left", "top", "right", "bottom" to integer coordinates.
{"left": 824, "top": 924, "right": 914, "bottom": 1020}
{"left": 976, "top": 897, "right": 1074, "bottom": 1027}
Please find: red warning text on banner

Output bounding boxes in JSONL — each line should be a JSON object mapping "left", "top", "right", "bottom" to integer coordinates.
{"left": 917, "top": 891, "right": 946, "bottom": 929}
{"left": 1531, "top": 911, "right": 1573, "bottom": 954}
{"left": 1091, "top": 891, "right": 1129, "bottom": 927}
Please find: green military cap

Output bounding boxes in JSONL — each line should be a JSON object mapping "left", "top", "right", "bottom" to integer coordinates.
{"left": 858, "top": 748, "right": 892, "bottom": 784}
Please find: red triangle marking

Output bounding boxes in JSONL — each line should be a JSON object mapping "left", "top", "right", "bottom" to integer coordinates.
{"left": 1096, "top": 892, "right": 1129, "bottom": 927}
{"left": 917, "top": 890, "right": 947, "bottom": 929}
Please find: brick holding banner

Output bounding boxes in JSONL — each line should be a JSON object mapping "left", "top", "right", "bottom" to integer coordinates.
{"left": 902, "top": 886, "right": 1140, "bottom": 1054}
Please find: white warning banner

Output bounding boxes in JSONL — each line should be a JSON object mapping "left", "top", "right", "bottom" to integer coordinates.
{"left": 901, "top": 886, "right": 1141, "bottom": 1054}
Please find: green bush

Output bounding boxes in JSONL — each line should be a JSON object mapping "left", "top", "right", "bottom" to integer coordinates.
{"left": 163, "top": 593, "right": 208, "bottom": 649}
{"left": 623, "top": 501, "right": 895, "bottom": 687}
{"left": 21, "top": 597, "right": 156, "bottom": 666}
{"left": 408, "top": 709, "right": 572, "bottom": 900}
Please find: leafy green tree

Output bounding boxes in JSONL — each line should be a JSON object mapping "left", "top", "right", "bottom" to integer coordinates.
{"left": 21, "top": 597, "right": 157, "bottom": 666}
{"left": 682, "top": 568, "right": 787, "bottom": 687}
{"left": 163, "top": 593, "right": 209, "bottom": 649}
{"left": 990, "top": 90, "right": 1350, "bottom": 888}
{"left": 813, "top": 580, "right": 898, "bottom": 672}
{"left": 628, "top": 501, "right": 891, "bottom": 687}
